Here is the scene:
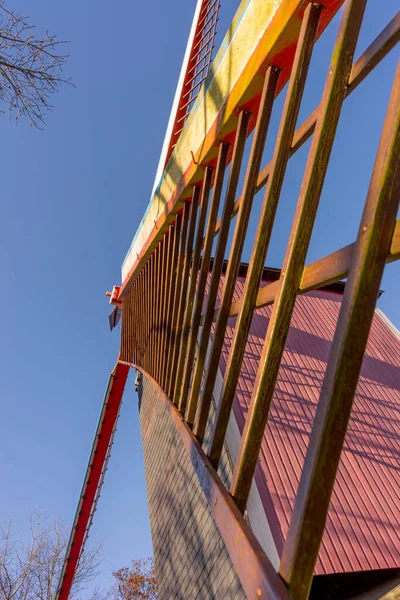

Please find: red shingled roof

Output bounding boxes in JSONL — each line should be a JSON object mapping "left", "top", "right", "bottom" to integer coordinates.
{"left": 216, "top": 276, "right": 400, "bottom": 575}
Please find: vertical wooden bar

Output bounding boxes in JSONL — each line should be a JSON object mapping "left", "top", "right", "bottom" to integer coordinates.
{"left": 230, "top": 0, "right": 367, "bottom": 511}
{"left": 133, "top": 275, "right": 140, "bottom": 366}
{"left": 146, "top": 255, "right": 153, "bottom": 376}
{"left": 156, "top": 235, "right": 168, "bottom": 383}
{"left": 169, "top": 187, "right": 200, "bottom": 403}
{"left": 150, "top": 247, "right": 159, "bottom": 377}
{"left": 148, "top": 257, "right": 153, "bottom": 372}
{"left": 126, "top": 288, "right": 133, "bottom": 365}
{"left": 208, "top": 2, "right": 322, "bottom": 467}
{"left": 130, "top": 281, "right": 137, "bottom": 365}
{"left": 142, "top": 261, "right": 149, "bottom": 371}
{"left": 166, "top": 202, "right": 190, "bottom": 395}
{"left": 154, "top": 242, "right": 163, "bottom": 377}
{"left": 135, "top": 278, "right": 141, "bottom": 365}
{"left": 138, "top": 267, "right": 146, "bottom": 368}
{"left": 280, "top": 59, "right": 400, "bottom": 600}
{"left": 184, "top": 142, "right": 230, "bottom": 424}
{"left": 188, "top": 111, "right": 250, "bottom": 423}
{"left": 152, "top": 253, "right": 157, "bottom": 377}
{"left": 193, "top": 65, "right": 280, "bottom": 441}
{"left": 159, "top": 224, "right": 175, "bottom": 388}
{"left": 162, "top": 214, "right": 183, "bottom": 388}
{"left": 121, "top": 284, "right": 134, "bottom": 364}
{"left": 145, "top": 258, "right": 152, "bottom": 373}
{"left": 155, "top": 239, "right": 163, "bottom": 381}
{"left": 121, "top": 298, "right": 126, "bottom": 361}
{"left": 140, "top": 267, "right": 146, "bottom": 369}
{"left": 120, "top": 290, "right": 127, "bottom": 363}
{"left": 141, "top": 269, "right": 147, "bottom": 368}
{"left": 135, "top": 274, "right": 143, "bottom": 367}
{"left": 177, "top": 167, "right": 213, "bottom": 413}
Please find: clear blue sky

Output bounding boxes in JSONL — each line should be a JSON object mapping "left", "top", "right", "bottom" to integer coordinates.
{"left": 0, "top": 0, "right": 398, "bottom": 595}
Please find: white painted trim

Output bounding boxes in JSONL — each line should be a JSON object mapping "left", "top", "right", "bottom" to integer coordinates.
{"left": 209, "top": 349, "right": 280, "bottom": 569}
{"left": 375, "top": 308, "right": 400, "bottom": 341}
{"left": 150, "top": 0, "right": 204, "bottom": 198}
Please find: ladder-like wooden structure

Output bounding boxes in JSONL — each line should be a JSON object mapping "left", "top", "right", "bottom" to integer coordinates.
{"left": 57, "top": 2, "right": 400, "bottom": 598}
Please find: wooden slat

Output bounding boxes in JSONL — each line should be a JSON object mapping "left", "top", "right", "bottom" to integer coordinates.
{"left": 218, "top": 219, "right": 399, "bottom": 321}
{"left": 162, "top": 214, "right": 182, "bottom": 388}
{"left": 347, "top": 11, "right": 400, "bottom": 94}
{"left": 183, "top": 142, "right": 229, "bottom": 424}
{"left": 130, "top": 281, "right": 137, "bottom": 366}
{"left": 138, "top": 275, "right": 144, "bottom": 365}
{"left": 169, "top": 187, "right": 200, "bottom": 402}
{"left": 230, "top": 0, "right": 367, "bottom": 512}
{"left": 212, "top": 10, "right": 400, "bottom": 238}
{"left": 279, "top": 59, "right": 400, "bottom": 600}
{"left": 390, "top": 217, "right": 400, "bottom": 259}
{"left": 155, "top": 239, "right": 165, "bottom": 379}
{"left": 142, "top": 261, "right": 149, "bottom": 372}
{"left": 135, "top": 272, "right": 142, "bottom": 366}
{"left": 159, "top": 224, "right": 176, "bottom": 388}
{"left": 151, "top": 248, "right": 159, "bottom": 377}
{"left": 144, "top": 259, "right": 150, "bottom": 373}
{"left": 140, "top": 269, "right": 146, "bottom": 367}
{"left": 159, "top": 234, "right": 171, "bottom": 382}
{"left": 208, "top": 3, "right": 322, "bottom": 469}
{"left": 166, "top": 202, "right": 191, "bottom": 395}
{"left": 146, "top": 259, "right": 152, "bottom": 372}
{"left": 188, "top": 111, "right": 250, "bottom": 425}
{"left": 193, "top": 66, "right": 280, "bottom": 441}
{"left": 177, "top": 167, "right": 213, "bottom": 413}
{"left": 120, "top": 285, "right": 133, "bottom": 364}
{"left": 147, "top": 255, "right": 154, "bottom": 377}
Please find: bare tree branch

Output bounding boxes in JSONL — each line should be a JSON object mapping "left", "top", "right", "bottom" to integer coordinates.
{"left": 0, "top": 512, "right": 103, "bottom": 600}
{"left": 0, "top": 0, "right": 71, "bottom": 127}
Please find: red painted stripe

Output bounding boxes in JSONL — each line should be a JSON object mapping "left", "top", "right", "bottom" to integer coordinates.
{"left": 56, "top": 361, "right": 129, "bottom": 600}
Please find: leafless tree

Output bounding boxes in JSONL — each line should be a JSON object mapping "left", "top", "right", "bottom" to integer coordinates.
{"left": 0, "top": 0, "right": 70, "bottom": 127}
{"left": 0, "top": 511, "right": 106, "bottom": 600}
